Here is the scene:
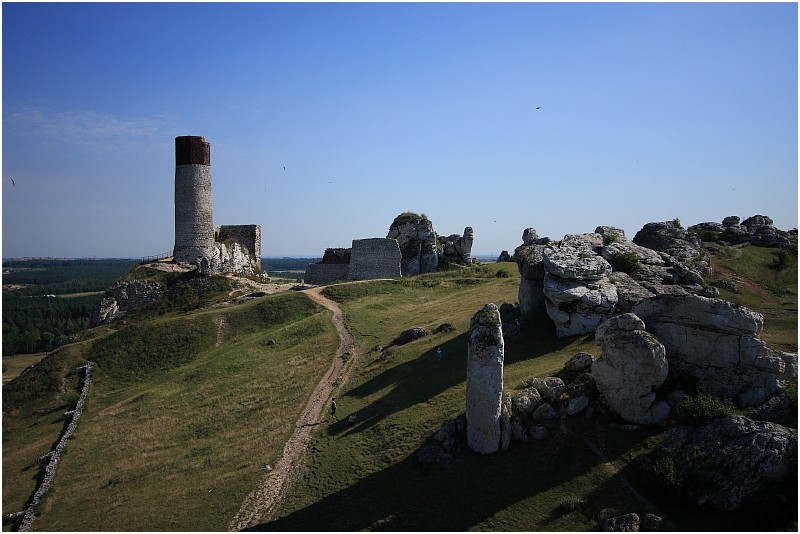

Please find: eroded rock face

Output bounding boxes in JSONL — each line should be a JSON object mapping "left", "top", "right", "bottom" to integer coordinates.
{"left": 211, "top": 241, "right": 257, "bottom": 275}
{"left": 466, "top": 303, "right": 505, "bottom": 454}
{"left": 439, "top": 227, "right": 474, "bottom": 266}
{"left": 387, "top": 213, "right": 439, "bottom": 276}
{"left": 658, "top": 416, "right": 797, "bottom": 511}
{"left": 92, "top": 279, "right": 163, "bottom": 325}
{"left": 92, "top": 297, "right": 120, "bottom": 325}
{"left": 600, "top": 226, "right": 707, "bottom": 295}
{"left": 542, "top": 234, "right": 618, "bottom": 337}
{"left": 593, "top": 314, "right": 670, "bottom": 425}
{"left": 634, "top": 294, "right": 797, "bottom": 406}
{"left": 632, "top": 220, "right": 708, "bottom": 268}
{"left": 513, "top": 228, "right": 555, "bottom": 315}
{"left": 689, "top": 214, "right": 795, "bottom": 249}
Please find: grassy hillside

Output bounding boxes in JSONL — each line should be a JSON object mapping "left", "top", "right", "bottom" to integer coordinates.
{"left": 3, "top": 290, "right": 339, "bottom": 531}
{"left": 3, "top": 246, "right": 796, "bottom": 532}
{"left": 256, "top": 256, "right": 797, "bottom": 532}
{"left": 704, "top": 242, "right": 797, "bottom": 352}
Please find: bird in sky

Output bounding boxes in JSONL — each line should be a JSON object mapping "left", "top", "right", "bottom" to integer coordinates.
{"left": 283, "top": 166, "right": 286, "bottom": 170}
{"left": 535, "top": 107, "right": 541, "bottom": 110}
{"left": 11, "top": 178, "right": 15, "bottom": 186}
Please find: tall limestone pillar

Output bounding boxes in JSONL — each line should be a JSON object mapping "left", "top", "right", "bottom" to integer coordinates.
{"left": 466, "top": 303, "right": 506, "bottom": 454}
{"left": 173, "top": 136, "right": 214, "bottom": 265}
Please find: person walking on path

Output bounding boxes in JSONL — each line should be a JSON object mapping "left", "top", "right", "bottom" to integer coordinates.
{"left": 330, "top": 397, "right": 339, "bottom": 422}
{"left": 437, "top": 347, "right": 443, "bottom": 361}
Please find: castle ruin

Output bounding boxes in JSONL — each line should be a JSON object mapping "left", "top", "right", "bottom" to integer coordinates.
{"left": 173, "top": 136, "right": 261, "bottom": 275}
{"left": 303, "top": 213, "right": 473, "bottom": 284}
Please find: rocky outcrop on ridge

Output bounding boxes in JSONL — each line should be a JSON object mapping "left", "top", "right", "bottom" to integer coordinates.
{"left": 514, "top": 222, "right": 713, "bottom": 337}
{"left": 387, "top": 213, "right": 439, "bottom": 276}
{"left": 632, "top": 220, "right": 711, "bottom": 272}
{"left": 598, "top": 226, "right": 706, "bottom": 296}
{"left": 592, "top": 314, "right": 670, "bottom": 424}
{"left": 91, "top": 279, "right": 163, "bottom": 325}
{"left": 541, "top": 233, "right": 618, "bottom": 337}
{"left": 513, "top": 228, "right": 551, "bottom": 315}
{"left": 656, "top": 415, "right": 797, "bottom": 511}
{"left": 439, "top": 227, "right": 474, "bottom": 266}
{"left": 510, "top": 214, "right": 796, "bottom": 423}
{"left": 386, "top": 214, "right": 475, "bottom": 275}
{"left": 689, "top": 215, "right": 796, "bottom": 250}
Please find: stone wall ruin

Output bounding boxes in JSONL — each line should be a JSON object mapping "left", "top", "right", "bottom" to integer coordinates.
{"left": 347, "top": 238, "right": 402, "bottom": 280}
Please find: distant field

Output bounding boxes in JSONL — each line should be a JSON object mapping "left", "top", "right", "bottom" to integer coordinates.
{"left": 2, "top": 353, "right": 48, "bottom": 384}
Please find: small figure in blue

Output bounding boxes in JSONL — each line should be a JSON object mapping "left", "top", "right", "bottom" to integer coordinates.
{"left": 436, "top": 347, "right": 443, "bottom": 361}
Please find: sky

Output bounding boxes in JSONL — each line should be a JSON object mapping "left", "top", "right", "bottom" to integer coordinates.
{"left": 2, "top": 2, "right": 798, "bottom": 258}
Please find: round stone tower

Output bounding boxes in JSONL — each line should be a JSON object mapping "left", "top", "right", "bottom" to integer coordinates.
{"left": 173, "top": 136, "right": 214, "bottom": 265}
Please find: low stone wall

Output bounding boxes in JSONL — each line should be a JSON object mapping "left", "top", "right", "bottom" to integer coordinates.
{"left": 18, "top": 363, "right": 93, "bottom": 532}
{"left": 304, "top": 263, "right": 350, "bottom": 285}
{"left": 348, "top": 238, "right": 402, "bottom": 280}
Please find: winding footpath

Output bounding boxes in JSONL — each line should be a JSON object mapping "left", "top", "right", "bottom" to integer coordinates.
{"left": 227, "top": 287, "right": 355, "bottom": 531}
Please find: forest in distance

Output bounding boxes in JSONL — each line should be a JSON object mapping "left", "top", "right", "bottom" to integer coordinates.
{"left": 1, "top": 257, "right": 322, "bottom": 356}
{"left": 2, "top": 258, "right": 139, "bottom": 356}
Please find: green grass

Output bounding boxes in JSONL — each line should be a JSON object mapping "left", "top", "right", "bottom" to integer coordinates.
{"left": 4, "top": 251, "right": 796, "bottom": 531}
{"left": 2, "top": 353, "right": 49, "bottom": 384}
{"left": 705, "top": 243, "right": 798, "bottom": 352}
{"left": 3, "top": 291, "right": 339, "bottom": 531}
{"left": 257, "top": 265, "right": 617, "bottom": 531}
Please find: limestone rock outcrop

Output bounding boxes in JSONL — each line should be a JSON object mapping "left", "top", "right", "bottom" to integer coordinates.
{"left": 513, "top": 228, "right": 550, "bottom": 314}
{"left": 387, "top": 213, "right": 439, "bottom": 276}
{"left": 598, "top": 226, "right": 706, "bottom": 296}
{"left": 466, "top": 303, "right": 505, "bottom": 454}
{"left": 91, "top": 279, "right": 163, "bottom": 325}
{"left": 439, "top": 227, "right": 474, "bottom": 266}
{"left": 210, "top": 241, "right": 258, "bottom": 275}
{"left": 593, "top": 313, "right": 670, "bottom": 425}
{"left": 634, "top": 294, "right": 797, "bottom": 407}
{"left": 657, "top": 415, "right": 797, "bottom": 510}
{"left": 632, "top": 220, "right": 710, "bottom": 273}
{"left": 689, "top": 214, "right": 796, "bottom": 249}
{"left": 93, "top": 297, "right": 120, "bottom": 325}
{"left": 542, "top": 233, "right": 618, "bottom": 337}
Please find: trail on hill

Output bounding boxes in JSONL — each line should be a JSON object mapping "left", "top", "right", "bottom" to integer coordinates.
{"left": 228, "top": 286, "right": 355, "bottom": 531}
{"left": 708, "top": 253, "right": 771, "bottom": 298}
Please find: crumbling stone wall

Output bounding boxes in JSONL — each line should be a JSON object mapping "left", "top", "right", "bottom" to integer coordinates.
{"left": 18, "top": 363, "right": 93, "bottom": 532}
{"left": 216, "top": 225, "right": 261, "bottom": 270}
{"left": 348, "top": 238, "right": 402, "bottom": 280}
{"left": 305, "top": 263, "right": 351, "bottom": 285}
{"left": 304, "top": 248, "right": 352, "bottom": 284}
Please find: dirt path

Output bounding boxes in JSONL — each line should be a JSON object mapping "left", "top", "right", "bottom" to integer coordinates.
{"left": 708, "top": 254, "right": 771, "bottom": 298}
{"left": 227, "top": 287, "right": 355, "bottom": 531}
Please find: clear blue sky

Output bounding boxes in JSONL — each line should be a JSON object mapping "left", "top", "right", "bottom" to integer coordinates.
{"left": 3, "top": 2, "right": 797, "bottom": 258}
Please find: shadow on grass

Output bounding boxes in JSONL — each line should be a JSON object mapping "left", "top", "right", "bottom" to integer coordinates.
{"left": 250, "top": 429, "right": 611, "bottom": 531}
{"left": 330, "top": 308, "right": 577, "bottom": 437}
